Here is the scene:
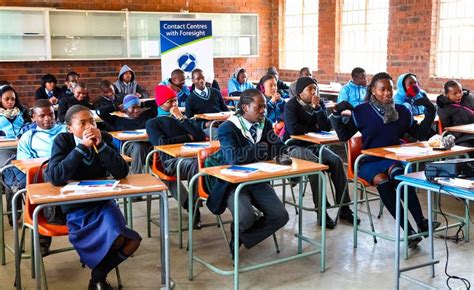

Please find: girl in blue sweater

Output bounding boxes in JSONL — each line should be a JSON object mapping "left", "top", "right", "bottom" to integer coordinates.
{"left": 331, "top": 72, "right": 439, "bottom": 249}
{"left": 257, "top": 74, "right": 285, "bottom": 123}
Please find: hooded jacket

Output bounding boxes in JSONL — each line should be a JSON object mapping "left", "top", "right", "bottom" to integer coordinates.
{"left": 227, "top": 67, "right": 255, "bottom": 96}
{"left": 114, "top": 65, "right": 149, "bottom": 101}
{"left": 394, "top": 73, "right": 427, "bottom": 116}
{"left": 337, "top": 80, "right": 367, "bottom": 107}
{"left": 436, "top": 90, "right": 474, "bottom": 144}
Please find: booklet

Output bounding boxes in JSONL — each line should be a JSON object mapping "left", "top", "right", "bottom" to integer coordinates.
{"left": 305, "top": 131, "right": 337, "bottom": 139}
{"left": 221, "top": 165, "right": 259, "bottom": 177}
{"left": 60, "top": 180, "right": 119, "bottom": 193}
{"left": 183, "top": 142, "right": 211, "bottom": 148}
{"left": 435, "top": 177, "right": 474, "bottom": 189}
{"left": 244, "top": 162, "right": 290, "bottom": 173}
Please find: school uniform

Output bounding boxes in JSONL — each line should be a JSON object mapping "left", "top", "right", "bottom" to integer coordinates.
{"left": 46, "top": 131, "right": 138, "bottom": 270}
{"left": 209, "top": 115, "right": 289, "bottom": 249}
{"left": 283, "top": 97, "right": 351, "bottom": 214}
{"left": 264, "top": 95, "right": 285, "bottom": 123}
{"left": 34, "top": 87, "right": 61, "bottom": 101}
{"left": 57, "top": 96, "right": 95, "bottom": 123}
{"left": 146, "top": 111, "right": 206, "bottom": 207}
{"left": 59, "top": 86, "right": 74, "bottom": 100}
{"left": 99, "top": 101, "right": 156, "bottom": 174}
{"left": 95, "top": 96, "right": 121, "bottom": 113}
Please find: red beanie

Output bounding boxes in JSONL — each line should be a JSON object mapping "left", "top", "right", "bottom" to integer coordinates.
{"left": 155, "top": 85, "right": 177, "bottom": 106}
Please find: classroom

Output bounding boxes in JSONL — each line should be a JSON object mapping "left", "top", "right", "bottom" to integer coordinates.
{"left": 0, "top": 0, "right": 473, "bottom": 289}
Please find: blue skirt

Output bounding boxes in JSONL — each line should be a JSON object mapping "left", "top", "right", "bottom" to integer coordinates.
{"left": 66, "top": 200, "right": 141, "bottom": 269}
{"left": 359, "top": 157, "right": 400, "bottom": 183}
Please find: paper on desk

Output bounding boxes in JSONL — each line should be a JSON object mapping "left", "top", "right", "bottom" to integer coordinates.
{"left": 60, "top": 180, "right": 119, "bottom": 193}
{"left": 385, "top": 146, "right": 432, "bottom": 156}
{"left": 204, "top": 112, "right": 233, "bottom": 118}
{"left": 305, "top": 131, "right": 337, "bottom": 139}
{"left": 117, "top": 129, "right": 147, "bottom": 138}
{"left": 245, "top": 162, "right": 290, "bottom": 172}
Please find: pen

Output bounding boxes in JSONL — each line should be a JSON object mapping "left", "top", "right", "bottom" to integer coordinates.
{"left": 92, "top": 144, "right": 99, "bottom": 154}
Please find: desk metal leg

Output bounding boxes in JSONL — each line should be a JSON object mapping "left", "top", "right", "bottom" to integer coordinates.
{"left": 233, "top": 183, "right": 244, "bottom": 290}
{"left": 176, "top": 158, "right": 185, "bottom": 249}
{"left": 427, "top": 190, "right": 435, "bottom": 278}
{"left": 33, "top": 206, "right": 43, "bottom": 290}
{"left": 1, "top": 164, "right": 15, "bottom": 266}
{"left": 13, "top": 189, "right": 26, "bottom": 290}
{"left": 208, "top": 121, "right": 217, "bottom": 141}
{"left": 187, "top": 173, "right": 202, "bottom": 281}
{"left": 395, "top": 182, "right": 401, "bottom": 290}
{"left": 159, "top": 191, "right": 171, "bottom": 289}
{"left": 319, "top": 171, "right": 327, "bottom": 272}
{"left": 352, "top": 154, "right": 366, "bottom": 248}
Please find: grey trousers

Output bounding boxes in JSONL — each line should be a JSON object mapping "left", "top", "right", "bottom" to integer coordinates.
{"left": 163, "top": 158, "right": 199, "bottom": 208}
{"left": 226, "top": 183, "right": 289, "bottom": 249}
{"left": 123, "top": 141, "right": 152, "bottom": 174}
{"left": 288, "top": 145, "right": 351, "bottom": 211}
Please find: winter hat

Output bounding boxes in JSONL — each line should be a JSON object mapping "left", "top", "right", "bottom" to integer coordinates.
{"left": 155, "top": 85, "right": 177, "bottom": 106}
{"left": 123, "top": 94, "right": 140, "bottom": 110}
{"left": 295, "top": 77, "right": 318, "bottom": 95}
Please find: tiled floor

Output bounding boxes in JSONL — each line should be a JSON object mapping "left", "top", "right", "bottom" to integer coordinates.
{"left": 1, "top": 181, "right": 474, "bottom": 290}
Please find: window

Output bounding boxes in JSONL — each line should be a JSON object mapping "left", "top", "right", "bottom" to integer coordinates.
{"left": 435, "top": 0, "right": 474, "bottom": 78}
{"left": 339, "top": 0, "right": 389, "bottom": 74}
{"left": 281, "top": 0, "right": 318, "bottom": 70}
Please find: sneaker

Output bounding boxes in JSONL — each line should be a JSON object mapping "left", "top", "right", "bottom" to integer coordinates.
{"left": 339, "top": 210, "right": 361, "bottom": 225}
{"left": 417, "top": 218, "right": 441, "bottom": 238}
{"left": 88, "top": 279, "right": 113, "bottom": 290}
{"left": 317, "top": 213, "right": 336, "bottom": 230}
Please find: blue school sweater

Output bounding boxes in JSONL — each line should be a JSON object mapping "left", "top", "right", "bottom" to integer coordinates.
{"left": 17, "top": 124, "right": 66, "bottom": 160}
{"left": 185, "top": 88, "right": 229, "bottom": 129}
{"left": 265, "top": 96, "right": 285, "bottom": 123}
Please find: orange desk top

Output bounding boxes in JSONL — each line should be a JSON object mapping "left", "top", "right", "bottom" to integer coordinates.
{"left": 223, "top": 96, "right": 240, "bottom": 101}
{"left": 445, "top": 124, "right": 474, "bottom": 134}
{"left": 290, "top": 134, "right": 340, "bottom": 145}
{"left": 361, "top": 142, "right": 473, "bottom": 163}
{"left": 200, "top": 158, "right": 328, "bottom": 184}
{"left": 27, "top": 174, "right": 167, "bottom": 205}
{"left": 0, "top": 139, "right": 18, "bottom": 149}
{"left": 155, "top": 141, "right": 220, "bottom": 158}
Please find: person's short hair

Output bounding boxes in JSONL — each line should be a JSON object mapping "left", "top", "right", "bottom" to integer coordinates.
{"left": 73, "top": 82, "right": 87, "bottom": 91}
{"left": 40, "top": 74, "right": 58, "bottom": 87}
{"left": 236, "top": 88, "right": 264, "bottom": 116}
{"left": 65, "top": 71, "right": 79, "bottom": 82}
{"left": 31, "top": 99, "right": 54, "bottom": 116}
{"left": 443, "top": 80, "right": 462, "bottom": 94}
{"left": 171, "top": 69, "right": 184, "bottom": 78}
{"left": 191, "top": 68, "right": 204, "bottom": 79}
{"left": 299, "top": 67, "right": 311, "bottom": 77}
{"left": 64, "top": 105, "right": 91, "bottom": 126}
{"left": 258, "top": 74, "right": 277, "bottom": 92}
{"left": 99, "top": 80, "right": 113, "bottom": 91}
{"left": 351, "top": 67, "right": 365, "bottom": 79}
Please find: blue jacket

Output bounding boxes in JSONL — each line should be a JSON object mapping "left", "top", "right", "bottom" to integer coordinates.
{"left": 394, "top": 73, "right": 426, "bottom": 116}
{"left": 17, "top": 124, "right": 67, "bottom": 160}
{"left": 159, "top": 79, "right": 190, "bottom": 107}
{"left": 0, "top": 110, "right": 29, "bottom": 139}
{"left": 337, "top": 80, "right": 367, "bottom": 107}
{"left": 227, "top": 76, "right": 255, "bottom": 95}
{"left": 265, "top": 96, "right": 285, "bottom": 123}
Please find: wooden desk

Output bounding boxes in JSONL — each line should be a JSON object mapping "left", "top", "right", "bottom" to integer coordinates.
{"left": 193, "top": 112, "right": 233, "bottom": 140}
{"left": 445, "top": 124, "right": 474, "bottom": 134}
{"left": 352, "top": 142, "right": 473, "bottom": 258}
{"left": 188, "top": 158, "right": 329, "bottom": 290}
{"left": 12, "top": 174, "right": 171, "bottom": 290}
{"left": 0, "top": 139, "right": 18, "bottom": 150}
{"left": 149, "top": 140, "right": 220, "bottom": 248}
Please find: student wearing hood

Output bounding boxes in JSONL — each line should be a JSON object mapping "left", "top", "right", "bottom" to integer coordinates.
{"left": 227, "top": 67, "right": 255, "bottom": 97}
{"left": 114, "top": 65, "right": 149, "bottom": 102}
{"left": 394, "top": 73, "right": 428, "bottom": 116}
{"left": 436, "top": 80, "right": 474, "bottom": 155}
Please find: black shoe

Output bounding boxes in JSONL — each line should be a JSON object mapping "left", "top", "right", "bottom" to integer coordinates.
{"left": 229, "top": 223, "right": 242, "bottom": 260}
{"left": 40, "top": 246, "right": 50, "bottom": 257}
{"left": 88, "top": 280, "right": 113, "bottom": 290}
{"left": 193, "top": 209, "right": 202, "bottom": 230}
{"left": 318, "top": 213, "right": 336, "bottom": 230}
{"left": 407, "top": 230, "right": 422, "bottom": 249}
{"left": 339, "top": 210, "right": 361, "bottom": 225}
{"left": 417, "top": 218, "right": 441, "bottom": 238}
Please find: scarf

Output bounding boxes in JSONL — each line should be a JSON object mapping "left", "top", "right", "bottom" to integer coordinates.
{"left": 157, "top": 107, "right": 171, "bottom": 117}
{"left": 369, "top": 95, "right": 399, "bottom": 124}
{"left": 0, "top": 107, "right": 20, "bottom": 119}
{"left": 296, "top": 96, "right": 317, "bottom": 116}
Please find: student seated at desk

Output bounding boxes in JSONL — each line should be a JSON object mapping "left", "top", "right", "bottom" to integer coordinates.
{"left": 283, "top": 77, "right": 356, "bottom": 229}
{"left": 59, "top": 71, "right": 79, "bottom": 100}
{"left": 337, "top": 67, "right": 367, "bottom": 107}
{"left": 46, "top": 105, "right": 140, "bottom": 290}
{"left": 257, "top": 74, "right": 285, "bottom": 123}
{"left": 34, "top": 74, "right": 61, "bottom": 105}
{"left": 437, "top": 80, "right": 474, "bottom": 156}
{"left": 288, "top": 67, "right": 313, "bottom": 98}
{"left": 227, "top": 67, "right": 255, "bottom": 97}
{"left": 146, "top": 85, "right": 205, "bottom": 228}
{"left": 394, "top": 73, "right": 428, "bottom": 116}
{"left": 114, "top": 65, "right": 149, "bottom": 102}
{"left": 57, "top": 82, "right": 94, "bottom": 123}
{"left": 266, "top": 66, "right": 290, "bottom": 97}
{"left": 209, "top": 88, "right": 289, "bottom": 258}
{"left": 100, "top": 94, "right": 156, "bottom": 174}
{"left": 331, "top": 72, "right": 440, "bottom": 248}
{"left": 185, "top": 68, "right": 229, "bottom": 137}
{"left": 95, "top": 80, "right": 123, "bottom": 114}
{"left": 160, "top": 68, "right": 190, "bottom": 107}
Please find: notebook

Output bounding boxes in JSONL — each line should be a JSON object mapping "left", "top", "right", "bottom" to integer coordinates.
{"left": 221, "top": 165, "right": 259, "bottom": 177}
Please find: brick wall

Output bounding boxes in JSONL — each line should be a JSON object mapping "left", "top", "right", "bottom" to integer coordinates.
{"left": 278, "top": 0, "right": 474, "bottom": 96}
{"left": 0, "top": 0, "right": 273, "bottom": 106}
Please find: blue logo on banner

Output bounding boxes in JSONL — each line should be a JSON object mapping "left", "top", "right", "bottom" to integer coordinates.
{"left": 177, "top": 53, "right": 197, "bottom": 72}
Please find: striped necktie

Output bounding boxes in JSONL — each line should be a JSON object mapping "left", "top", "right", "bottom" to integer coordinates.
{"left": 249, "top": 123, "right": 258, "bottom": 142}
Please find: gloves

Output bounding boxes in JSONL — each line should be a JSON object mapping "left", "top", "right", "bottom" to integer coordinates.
{"left": 333, "top": 101, "right": 354, "bottom": 115}
{"left": 413, "top": 96, "right": 435, "bottom": 111}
